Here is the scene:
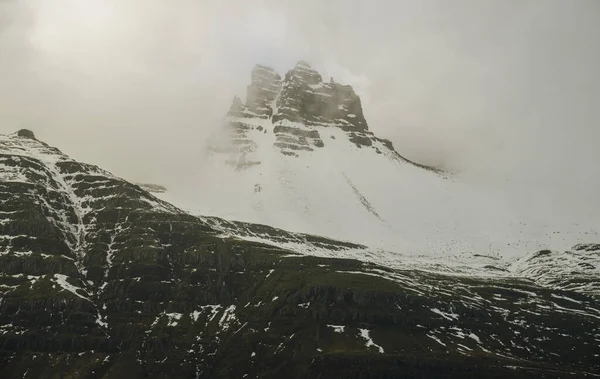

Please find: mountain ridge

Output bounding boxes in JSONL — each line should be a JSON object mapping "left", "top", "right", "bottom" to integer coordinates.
{"left": 1, "top": 130, "right": 600, "bottom": 377}
{"left": 225, "top": 61, "right": 442, "bottom": 173}
{"left": 157, "top": 61, "right": 598, "bottom": 264}
{"left": 3, "top": 130, "right": 597, "bottom": 294}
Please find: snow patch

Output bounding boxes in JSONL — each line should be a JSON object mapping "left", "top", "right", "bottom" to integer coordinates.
{"left": 53, "top": 274, "right": 90, "bottom": 301}
{"left": 218, "top": 305, "right": 237, "bottom": 331}
{"left": 359, "top": 328, "right": 384, "bottom": 353}
{"left": 427, "top": 334, "right": 446, "bottom": 346}
{"left": 430, "top": 308, "right": 459, "bottom": 321}
{"left": 166, "top": 313, "right": 183, "bottom": 327}
{"left": 327, "top": 325, "right": 345, "bottom": 333}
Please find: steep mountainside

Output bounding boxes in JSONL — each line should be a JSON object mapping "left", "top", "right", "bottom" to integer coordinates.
{"left": 1, "top": 131, "right": 600, "bottom": 378}
{"left": 157, "top": 61, "right": 598, "bottom": 266}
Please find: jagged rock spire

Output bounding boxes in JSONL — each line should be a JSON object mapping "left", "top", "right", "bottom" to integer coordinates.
{"left": 221, "top": 61, "right": 377, "bottom": 159}
{"left": 227, "top": 96, "right": 244, "bottom": 117}
{"left": 245, "top": 65, "right": 281, "bottom": 119}
{"left": 226, "top": 61, "right": 368, "bottom": 131}
{"left": 274, "top": 62, "right": 368, "bottom": 131}
{"left": 285, "top": 61, "right": 322, "bottom": 85}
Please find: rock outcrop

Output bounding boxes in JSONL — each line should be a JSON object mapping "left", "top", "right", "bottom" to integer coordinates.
{"left": 16, "top": 129, "right": 36, "bottom": 140}
{"left": 245, "top": 65, "right": 281, "bottom": 119}
{"left": 214, "top": 61, "right": 441, "bottom": 169}
{"left": 135, "top": 183, "right": 168, "bottom": 194}
{"left": 274, "top": 61, "right": 368, "bottom": 131}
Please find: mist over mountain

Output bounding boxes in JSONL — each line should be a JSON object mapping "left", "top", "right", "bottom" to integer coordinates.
{"left": 150, "top": 61, "right": 597, "bottom": 263}
{"left": 1, "top": 1, "right": 600, "bottom": 377}
{"left": 1, "top": 130, "right": 599, "bottom": 377}
{"left": 1, "top": 0, "right": 599, "bottom": 228}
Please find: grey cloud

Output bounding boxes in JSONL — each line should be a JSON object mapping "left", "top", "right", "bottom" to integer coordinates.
{"left": 1, "top": 0, "right": 599, "bottom": 221}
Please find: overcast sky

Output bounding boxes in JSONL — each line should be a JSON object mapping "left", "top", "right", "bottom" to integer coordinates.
{"left": 1, "top": 0, "right": 599, "bottom": 222}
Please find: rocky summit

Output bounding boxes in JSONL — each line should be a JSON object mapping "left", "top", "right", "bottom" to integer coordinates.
{"left": 216, "top": 61, "right": 420, "bottom": 165}
{"left": 162, "top": 62, "right": 597, "bottom": 262}
{"left": 1, "top": 130, "right": 600, "bottom": 378}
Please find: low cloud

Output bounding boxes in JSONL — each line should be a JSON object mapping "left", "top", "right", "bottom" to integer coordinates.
{"left": 1, "top": 0, "right": 599, "bottom": 223}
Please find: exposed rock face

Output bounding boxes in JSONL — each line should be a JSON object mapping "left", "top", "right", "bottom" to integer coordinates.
{"left": 135, "top": 183, "right": 168, "bottom": 194}
{"left": 214, "top": 61, "right": 440, "bottom": 171}
{"left": 274, "top": 61, "right": 368, "bottom": 131}
{"left": 16, "top": 129, "right": 36, "bottom": 139}
{"left": 226, "top": 96, "right": 244, "bottom": 118}
{"left": 244, "top": 65, "right": 281, "bottom": 119}
{"left": 1, "top": 132, "right": 600, "bottom": 378}
{"left": 273, "top": 125, "right": 324, "bottom": 157}
{"left": 215, "top": 65, "right": 283, "bottom": 168}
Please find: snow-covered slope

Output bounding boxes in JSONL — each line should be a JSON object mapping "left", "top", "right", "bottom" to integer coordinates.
{"left": 158, "top": 61, "right": 598, "bottom": 266}
{"left": 2, "top": 129, "right": 597, "bottom": 297}
{"left": 3, "top": 129, "right": 600, "bottom": 378}
{"left": 511, "top": 244, "right": 600, "bottom": 294}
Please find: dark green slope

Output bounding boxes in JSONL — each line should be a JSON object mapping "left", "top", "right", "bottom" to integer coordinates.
{"left": 0, "top": 131, "right": 599, "bottom": 378}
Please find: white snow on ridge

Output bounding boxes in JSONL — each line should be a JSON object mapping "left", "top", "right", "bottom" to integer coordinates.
{"left": 0, "top": 132, "right": 180, "bottom": 217}
{"left": 2, "top": 131, "right": 598, "bottom": 293}
{"left": 155, "top": 117, "right": 598, "bottom": 278}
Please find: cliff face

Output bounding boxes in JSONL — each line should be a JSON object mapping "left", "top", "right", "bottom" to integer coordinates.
{"left": 1, "top": 131, "right": 600, "bottom": 378}
{"left": 218, "top": 61, "right": 412, "bottom": 163}
{"left": 273, "top": 61, "right": 368, "bottom": 131}
{"left": 173, "top": 62, "right": 598, "bottom": 263}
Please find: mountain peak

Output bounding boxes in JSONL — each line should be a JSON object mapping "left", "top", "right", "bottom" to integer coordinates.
{"left": 217, "top": 61, "right": 433, "bottom": 163}
{"left": 285, "top": 60, "right": 322, "bottom": 86}
{"left": 232, "top": 61, "right": 369, "bottom": 130}
{"left": 227, "top": 95, "right": 244, "bottom": 117}
{"left": 295, "top": 60, "right": 312, "bottom": 69}
{"left": 244, "top": 64, "right": 282, "bottom": 119}
{"left": 3, "top": 130, "right": 600, "bottom": 376}
{"left": 253, "top": 63, "right": 277, "bottom": 74}
{"left": 16, "top": 128, "right": 36, "bottom": 140}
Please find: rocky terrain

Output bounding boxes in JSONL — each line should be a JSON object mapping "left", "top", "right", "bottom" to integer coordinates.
{"left": 214, "top": 61, "right": 420, "bottom": 166}
{"left": 135, "top": 183, "right": 168, "bottom": 194}
{"left": 162, "top": 61, "right": 598, "bottom": 262}
{"left": 1, "top": 130, "right": 600, "bottom": 378}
